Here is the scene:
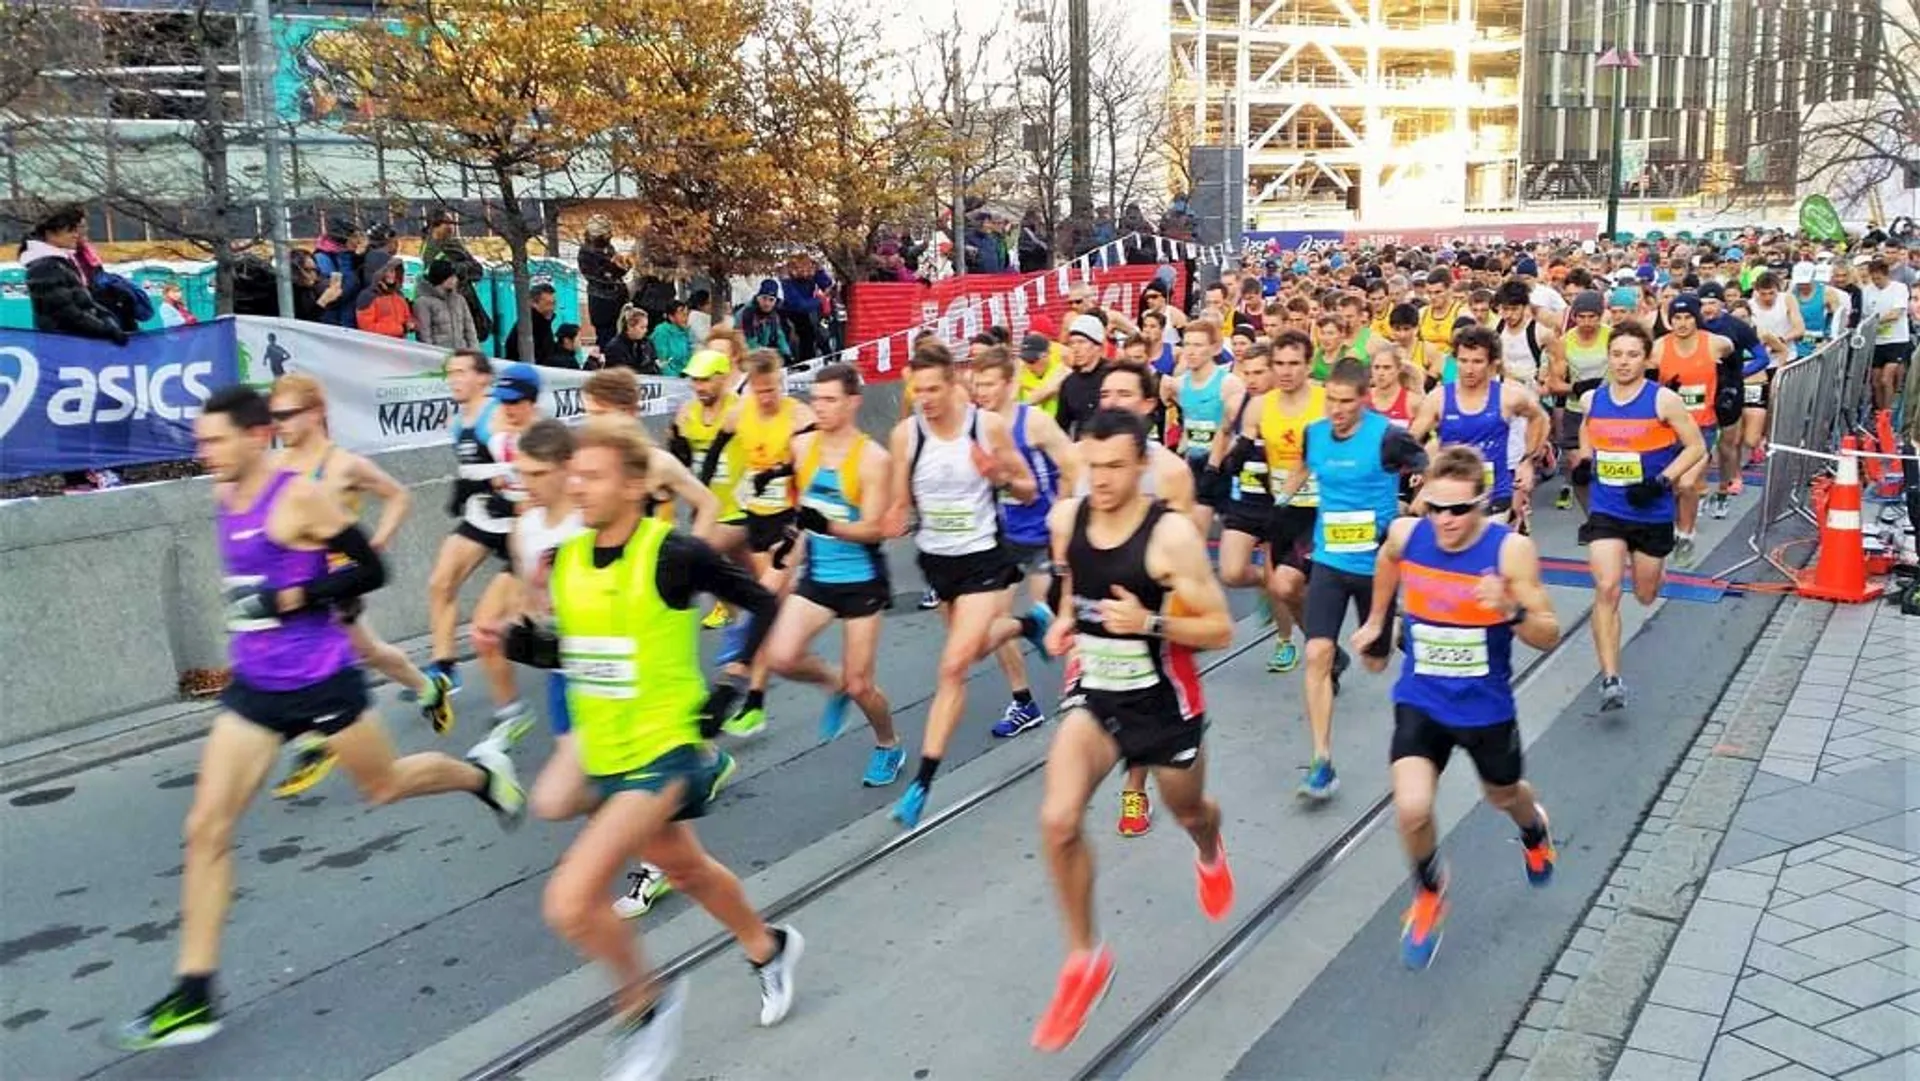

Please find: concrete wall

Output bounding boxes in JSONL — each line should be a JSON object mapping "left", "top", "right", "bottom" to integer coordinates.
{"left": 0, "top": 381, "right": 907, "bottom": 746}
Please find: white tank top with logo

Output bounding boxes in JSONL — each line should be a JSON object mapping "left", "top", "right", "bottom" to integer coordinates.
{"left": 912, "top": 408, "right": 1001, "bottom": 558}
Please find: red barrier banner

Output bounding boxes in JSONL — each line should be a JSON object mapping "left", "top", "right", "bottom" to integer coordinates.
{"left": 842, "top": 262, "right": 1187, "bottom": 382}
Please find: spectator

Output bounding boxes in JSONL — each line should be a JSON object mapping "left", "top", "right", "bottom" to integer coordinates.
{"left": 868, "top": 242, "right": 916, "bottom": 283}
{"left": 686, "top": 287, "right": 714, "bottom": 343}
{"left": 650, "top": 299, "right": 695, "bottom": 376}
{"left": 778, "top": 254, "right": 834, "bottom": 361}
{"left": 602, "top": 304, "right": 658, "bottom": 374}
{"left": 312, "top": 219, "right": 365, "bottom": 328}
{"left": 157, "top": 280, "right": 197, "bottom": 327}
{"left": 419, "top": 207, "right": 493, "bottom": 344}
{"left": 737, "top": 279, "right": 793, "bottom": 361}
{"left": 554, "top": 323, "right": 582, "bottom": 368}
{"left": 413, "top": 259, "right": 479, "bottom": 350}
{"left": 354, "top": 252, "right": 413, "bottom": 338}
{"left": 1018, "top": 209, "right": 1051, "bottom": 273}
{"left": 577, "top": 213, "right": 629, "bottom": 347}
{"left": 366, "top": 222, "right": 399, "bottom": 258}
{"left": 505, "top": 283, "right": 560, "bottom": 367}
{"left": 289, "top": 250, "right": 339, "bottom": 322}
{"left": 966, "top": 213, "right": 1009, "bottom": 273}
{"left": 19, "top": 205, "right": 125, "bottom": 344}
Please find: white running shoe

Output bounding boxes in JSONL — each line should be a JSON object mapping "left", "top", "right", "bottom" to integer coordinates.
{"left": 754, "top": 925, "right": 805, "bottom": 1026}
{"left": 603, "top": 977, "right": 687, "bottom": 1081}
{"left": 466, "top": 742, "right": 526, "bottom": 829}
{"left": 613, "top": 865, "right": 673, "bottom": 920}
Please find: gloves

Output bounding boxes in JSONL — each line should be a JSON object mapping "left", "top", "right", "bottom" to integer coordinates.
{"left": 698, "top": 672, "right": 747, "bottom": 739}
{"left": 1570, "top": 460, "right": 1593, "bottom": 486}
{"left": 224, "top": 582, "right": 278, "bottom": 623}
{"left": 771, "top": 526, "right": 801, "bottom": 570}
{"left": 504, "top": 618, "right": 561, "bottom": 669}
{"left": 1664, "top": 376, "right": 1683, "bottom": 394}
{"left": 794, "top": 504, "right": 833, "bottom": 536}
{"left": 1625, "top": 475, "right": 1672, "bottom": 508}
{"left": 1198, "top": 464, "right": 1229, "bottom": 503}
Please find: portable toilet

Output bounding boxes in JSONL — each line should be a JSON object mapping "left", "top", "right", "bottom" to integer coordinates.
{"left": 397, "top": 254, "right": 423, "bottom": 303}
{"left": 488, "top": 256, "right": 581, "bottom": 359}
{"left": 0, "top": 264, "right": 30, "bottom": 330}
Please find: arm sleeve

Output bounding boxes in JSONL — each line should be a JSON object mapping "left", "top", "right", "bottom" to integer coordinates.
{"left": 656, "top": 532, "right": 778, "bottom": 652}
{"left": 1381, "top": 429, "right": 1430, "bottom": 474}
{"left": 301, "top": 524, "right": 389, "bottom": 608}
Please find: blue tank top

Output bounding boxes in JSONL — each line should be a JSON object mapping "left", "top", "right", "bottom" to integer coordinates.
{"left": 218, "top": 470, "right": 355, "bottom": 691}
{"left": 1394, "top": 518, "right": 1516, "bottom": 727}
{"left": 1585, "top": 380, "right": 1681, "bottom": 524}
{"left": 1305, "top": 411, "right": 1402, "bottom": 576}
{"left": 798, "top": 440, "right": 884, "bottom": 586}
{"left": 1796, "top": 288, "right": 1827, "bottom": 356}
{"left": 1440, "top": 380, "right": 1513, "bottom": 500}
{"left": 1176, "top": 366, "right": 1229, "bottom": 460}
{"left": 1001, "top": 405, "right": 1056, "bottom": 547}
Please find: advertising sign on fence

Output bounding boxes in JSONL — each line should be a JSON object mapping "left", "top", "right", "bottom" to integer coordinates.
{"left": 0, "top": 322, "right": 239, "bottom": 481}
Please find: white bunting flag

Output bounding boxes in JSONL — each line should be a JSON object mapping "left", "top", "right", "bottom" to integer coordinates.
{"left": 876, "top": 335, "right": 893, "bottom": 373}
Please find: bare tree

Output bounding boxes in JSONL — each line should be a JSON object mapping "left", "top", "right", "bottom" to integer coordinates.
{"left": 1012, "top": 0, "right": 1070, "bottom": 244}
{"left": 905, "top": 15, "right": 1025, "bottom": 274}
{"left": 1088, "top": 6, "right": 1169, "bottom": 227}
{"left": 1796, "top": 0, "right": 1919, "bottom": 215}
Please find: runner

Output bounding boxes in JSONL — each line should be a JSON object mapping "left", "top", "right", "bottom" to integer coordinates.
{"left": 582, "top": 367, "right": 721, "bottom": 542}
{"left": 113, "top": 386, "right": 524, "bottom": 1052}
{"left": 1742, "top": 272, "right": 1801, "bottom": 473}
{"left": 1651, "top": 294, "right": 1735, "bottom": 566}
{"left": 1366, "top": 337, "right": 1423, "bottom": 427}
{"left": 1695, "top": 282, "right": 1775, "bottom": 522}
{"left": 1408, "top": 325, "right": 1549, "bottom": 527}
{"left": 1215, "top": 342, "right": 1284, "bottom": 623}
{"left": 1349, "top": 444, "right": 1562, "bottom": 970}
{"left": 264, "top": 374, "right": 454, "bottom": 798}
{"left": 500, "top": 417, "right": 799, "bottom": 1081}
{"left": 1570, "top": 321, "right": 1707, "bottom": 710}
{"left": 1548, "top": 291, "right": 1611, "bottom": 514}
{"left": 881, "top": 339, "right": 1043, "bottom": 829}
{"left": 669, "top": 348, "right": 751, "bottom": 629}
{"left": 1030, "top": 406, "right": 1236, "bottom": 1053}
{"left": 973, "top": 346, "right": 1080, "bottom": 740}
{"left": 1269, "top": 358, "right": 1429, "bottom": 801}
{"left": 1164, "top": 318, "right": 1243, "bottom": 538}
{"left": 1790, "top": 260, "right": 1847, "bottom": 363}
{"left": 1016, "top": 331, "right": 1068, "bottom": 418}
{"left": 762, "top": 364, "right": 908, "bottom": 786}
{"left": 1237, "top": 328, "right": 1323, "bottom": 676}
{"left": 1860, "top": 257, "right": 1912, "bottom": 415}
{"left": 1492, "top": 282, "right": 1561, "bottom": 531}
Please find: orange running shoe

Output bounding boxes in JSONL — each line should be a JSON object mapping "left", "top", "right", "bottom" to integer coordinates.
{"left": 1197, "top": 841, "right": 1235, "bottom": 921}
{"left": 1400, "top": 883, "right": 1448, "bottom": 969}
{"left": 1523, "top": 806, "right": 1556, "bottom": 886}
{"left": 1031, "top": 946, "right": 1115, "bottom": 1053}
{"left": 1117, "top": 789, "right": 1151, "bottom": 837}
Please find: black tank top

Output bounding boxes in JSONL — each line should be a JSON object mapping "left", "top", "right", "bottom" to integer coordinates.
{"left": 1068, "top": 498, "right": 1173, "bottom": 694}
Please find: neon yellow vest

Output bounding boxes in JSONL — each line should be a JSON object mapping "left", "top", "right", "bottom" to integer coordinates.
{"left": 552, "top": 519, "right": 707, "bottom": 777}
{"left": 1017, "top": 353, "right": 1064, "bottom": 418}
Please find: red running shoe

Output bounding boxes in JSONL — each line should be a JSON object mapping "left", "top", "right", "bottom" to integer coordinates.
{"left": 1031, "top": 946, "right": 1115, "bottom": 1053}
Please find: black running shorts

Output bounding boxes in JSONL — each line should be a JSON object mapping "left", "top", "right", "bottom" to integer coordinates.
{"left": 1390, "top": 703, "right": 1523, "bottom": 787}
{"left": 746, "top": 509, "right": 798, "bottom": 554}
{"left": 1585, "top": 511, "right": 1677, "bottom": 559}
{"left": 1267, "top": 505, "right": 1317, "bottom": 574}
{"left": 222, "top": 667, "right": 370, "bottom": 742}
{"left": 795, "top": 577, "right": 891, "bottom": 620}
{"left": 918, "top": 548, "right": 1022, "bottom": 604}
{"left": 1304, "top": 565, "right": 1393, "bottom": 656}
{"left": 454, "top": 521, "right": 511, "bottom": 562}
{"left": 1222, "top": 501, "right": 1272, "bottom": 539}
{"left": 1061, "top": 689, "right": 1207, "bottom": 770}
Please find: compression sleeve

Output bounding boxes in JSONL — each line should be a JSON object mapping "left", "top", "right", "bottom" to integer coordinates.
{"left": 668, "top": 426, "right": 694, "bottom": 467}
{"left": 300, "top": 524, "right": 388, "bottom": 607}
{"left": 698, "top": 431, "right": 734, "bottom": 486}
{"left": 656, "top": 532, "right": 778, "bottom": 657}
{"left": 1381, "top": 429, "right": 1430, "bottom": 475}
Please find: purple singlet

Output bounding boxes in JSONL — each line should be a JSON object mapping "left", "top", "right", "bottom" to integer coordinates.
{"left": 217, "top": 471, "right": 354, "bottom": 691}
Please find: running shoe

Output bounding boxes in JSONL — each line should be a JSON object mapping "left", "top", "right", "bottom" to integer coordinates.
{"left": 1400, "top": 883, "right": 1448, "bottom": 970}
{"left": 1267, "top": 637, "right": 1300, "bottom": 673}
{"left": 708, "top": 749, "right": 738, "bottom": 801}
{"left": 1117, "top": 789, "right": 1152, "bottom": 837}
{"left": 1728, "top": 476, "right": 1744, "bottom": 497}
{"left": 1708, "top": 492, "right": 1729, "bottom": 520}
{"left": 1031, "top": 946, "right": 1115, "bottom": 1053}
{"left": 1599, "top": 675, "right": 1626, "bottom": 712}
{"left": 890, "top": 780, "right": 930, "bottom": 829}
{"left": 862, "top": 745, "right": 906, "bottom": 787}
{"left": 271, "top": 735, "right": 335, "bottom": 799}
{"left": 818, "top": 693, "right": 852, "bottom": 743}
{"left": 917, "top": 587, "right": 940, "bottom": 611}
{"left": 421, "top": 671, "right": 455, "bottom": 736}
{"left": 467, "top": 742, "right": 527, "bottom": 829}
{"left": 1021, "top": 602, "right": 1054, "bottom": 657}
{"left": 991, "top": 699, "right": 1046, "bottom": 738}
{"left": 430, "top": 660, "right": 463, "bottom": 696}
{"left": 1298, "top": 757, "right": 1339, "bottom": 802}
{"left": 1554, "top": 486, "right": 1573, "bottom": 511}
{"left": 614, "top": 865, "right": 674, "bottom": 920}
{"left": 604, "top": 976, "right": 687, "bottom": 1081}
{"left": 753, "top": 925, "right": 805, "bottom": 1026}
{"left": 1749, "top": 445, "right": 1765, "bottom": 466}
{"left": 702, "top": 603, "right": 733, "bottom": 630}
{"left": 721, "top": 703, "right": 767, "bottom": 738}
{"left": 487, "top": 701, "right": 534, "bottom": 750}
{"left": 1523, "top": 807, "right": 1557, "bottom": 887}
{"left": 1673, "top": 535, "right": 1697, "bottom": 568}
{"left": 1196, "top": 841, "right": 1236, "bottom": 921}
{"left": 110, "top": 987, "right": 220, "bottom": 1050}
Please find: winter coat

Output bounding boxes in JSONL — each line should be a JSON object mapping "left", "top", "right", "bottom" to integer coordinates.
{"left": 354, "top": 251, "right": 413, "bottom": 338}
{"left": 413, "top": 285, "right": 479, "bottom": 350}
{"left": 312, "top": 236, "right": 362, "bottom": 328}
{"left": 20, "top": 239, "right": 126, "bottom": 343}
{"left": 735, "top": 305, "right": 793, "bottom": 360}
{"left": 602, "top": 332, "right": 659, "bottom": 375}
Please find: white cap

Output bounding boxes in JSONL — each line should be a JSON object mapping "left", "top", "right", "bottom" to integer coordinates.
{"left": 1067, "top": 313, "right": 1107, "bottom": 343}
{"left": 1611, "top": 267, "right": 1638, "bottom": 282}
{"left": 1790, "top": 261, "right": 1816, "bottom": 285}
{"left": 1812, "top": 263, "right": 1834, "bottom": 283}
{"left": 1852, "top": 253, "right": 1873, "bottom": 267}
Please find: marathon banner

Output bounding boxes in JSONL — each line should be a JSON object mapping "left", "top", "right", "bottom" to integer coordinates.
{"left": 231, "top": 317, "right": 696, "bottom": 456}
{"left": 1245, "top": 221, "right": 1596, "bottom": 255}
{"left": 0, "top": 321, "right": 239, "bottom": 481}
{"left": 840, "top": 261, "right": 1189, "bottom": 382}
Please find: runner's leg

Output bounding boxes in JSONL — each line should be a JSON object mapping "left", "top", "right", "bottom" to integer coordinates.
{"left": 1151, "top": 749, "right": 1223, "bottom": 864}
{"left": 177, "top": 713, "right": 283, "bottom": 975}
{"left": 1038, "top": 712, "right": 1121, "bottom": 953}
{"left": 427, "top": 532, "right": 488, "bottom": 670}
{"left": 531, "top": 733, "right": 597, "bottom": 822}
{"left": 1588, "top": 538, "right": 1629, "bottom": 680}
{"left": 640, "top": 821, "right": 780, "bottom": 965}
{"left": 326, "top": 711, "right": 500, "bottom": 805}
{"left": 544, "top": 788, "right": 682, "bottom": 1016}
{"left": 841, "top": 613, "right": 898, "bottom": 746}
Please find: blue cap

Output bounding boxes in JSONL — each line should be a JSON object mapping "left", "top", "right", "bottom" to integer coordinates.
{"left": 1514, "top": 256, "right": 1540, "bottom": 277}
{"left": 1608, "top": 286, "right": 1640, "bottom": 309}
{"left": 492, "top": 362, "right": 542, "bottom": 403}
{"left": 1670, "top": 293, "right": 1704, "bottom": 320}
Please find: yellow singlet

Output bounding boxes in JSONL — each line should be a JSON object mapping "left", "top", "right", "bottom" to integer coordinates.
{"left": 737, "top": 396, "right": 798, "bottom": 517}
{"left": 1259, "top": 384, "right": 1326, "bottom": 508}
{"left": 678, "top": 393, "right": 742, "bottom": 522}
{"left": 1017, "top": 353, "right": 1064, "bottom": 418}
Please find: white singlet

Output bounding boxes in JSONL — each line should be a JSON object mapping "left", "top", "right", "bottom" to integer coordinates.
{"left": 911, "top": 407, "right": 1001, "bottom": 558}
{"left": 1498, "top": 321, "right": 1541, "bottom": 389}
{"left": 513, "top": 504, "right": 586, "bottom": 586}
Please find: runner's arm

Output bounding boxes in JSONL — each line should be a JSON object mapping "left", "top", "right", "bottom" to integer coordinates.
{"left": 1407, "top": 388, "right": 1442, "bottom": 443}
{"left": 1208, "top": 385, "right": 1243, "bottom": 468}
{"left": 344, "top": 452, "right": 411, "bottom": 551}
{"left": 1654, "top": 387, "right": 1709, "bottom": 481}
{"left": 650, "top": 448, "right": 720, "bottom": 542}
{"left": 1380, "top": 428, "right": 1430, "bottom": 476}
{"left": 1496, "top": 533, "right": 1561, "bottom": 651}
{"left": 982, "top": 411, "right": 1038, "bottom": 503}
{"left": 1360, "top": 516, "right": 1416, "bottom": 635}
{"left": 656, "top": 532, "right": 777, "bottom": 660}
{"left": 1030, "top": 364, "right": 1069, "bottom": 406}
{"left": 256, "top": 481, "right": 388, "bottom": 614}
{"left": 1544, "top": 332, "right": 1572, "bottom": 395}
{"left": 809, "top": 442, "right": 892, "bottom": 544}
{"left": 1145, "top": 513, "right": 1234, "bottom": 651}
{"left": 882, "top": 420, "right": 914, "bottom": 537}
{"left": 1509, "top": 385, "right": 1550, "bottom": 458}
{"left": 1029, "top": 409, "right": 1081, "bottom": 496}
{"left": 1570, "top": 392, "right": 1595, "bottom": 466}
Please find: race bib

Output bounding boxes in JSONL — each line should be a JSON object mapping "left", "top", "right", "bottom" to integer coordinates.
{"left": 1410, "top": 624, "right": 1491, "bottom": 678}
{"left": 1075, "top": 635, "right": 1160, "bottom": 693}
{"left": 223, "top": 574, "right": 280, "bottom": 633}
{"left": 1594, "top": 450, "right": 1643, "bottom": 486}
{"left": 561, "top": 636, "right": 638, "bottom": 699}
{"left": 742, "top": 473, "right": 791, "bottom": 511}
{"left": 1743, "top": 382, "right": 1765, "bottom": 405}
{"left": 1183, "top": 421, "right": 1218, "bottom": 455}
{"left": 1482, "top": 460, "right": 1497, "bottom": 491}
{"left": 1679, "top": 384, "right": 1708, "bottom": 410}
{"left": 1321, "top": 509, "right": 1379, "bottom": 554}
{"left": 1237, "top": 459, "right": 1268, "bottom": 492}
{"left": 923, "top": 504, "right": 976, "bottom": 533}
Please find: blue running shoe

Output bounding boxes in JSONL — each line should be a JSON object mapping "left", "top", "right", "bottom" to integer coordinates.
{"left": 1298, "top": 757, "right": 1339, "bottom": 802}
{"left": 991, "top": 699, "right": 1046, "bottom": 738}
{"left": 862, "top": 745, "right": 906, "bottom": 787}
{"left": 891, "top": 780, "right": 929, "bottom": 828}
{"left": 1021, "top": 602, "right": 1054, "bottom": 658}
{"left": 819, "top": 693, "right": 853, "bottom": 743}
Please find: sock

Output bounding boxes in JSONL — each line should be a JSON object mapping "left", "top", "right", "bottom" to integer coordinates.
{"left": 1413, "top": 854, "right": 1444, "bottom": 893}
{"left": 175, "top": 972, "right": 214, "bottom": 1007}
{"left": 1521, "top": 814, "right": 1549, "bottom": 849}
{"left": 915, "top": 755, "right": 942, "bottom": 787}
{"left": 470, "top": 762, "right": 500, "bottom": 809}
{"left": 1011, "top": 688, "right": 1034, "bottom": 708}
{"left": 753, "top": 926, "right": 790, "bottom": 968}
{"left": 743, "top": 689, "right": 765, "bottom": 713}
{"left": 432, "top": 657, "right": 455, "bottom": 674}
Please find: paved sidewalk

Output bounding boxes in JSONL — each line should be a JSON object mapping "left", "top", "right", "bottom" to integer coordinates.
{"left": 1506, "top": 600, "right": 1920, "bottom": 1081}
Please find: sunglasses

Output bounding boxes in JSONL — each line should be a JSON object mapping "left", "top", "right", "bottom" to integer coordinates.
{"left": 269, "top": 406, "right": 311, "bottom": 422}
{"left": 1424, "top": 498, "right": 1483, "bottom": 518}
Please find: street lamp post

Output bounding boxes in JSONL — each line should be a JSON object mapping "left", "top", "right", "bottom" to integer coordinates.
{"left": 249, "top": 0, "right": 294, "bottom": 318}
{"left": 1597, "top": 0, "right": 1641, "bottom": 242}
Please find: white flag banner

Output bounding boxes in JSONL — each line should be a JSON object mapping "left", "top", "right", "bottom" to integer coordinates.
{"left": 876, "top": 335, "right": 894, "bottom": 372}
{"left": 1077, "top": 258, "right": 1093, "bottom": 285}
{"left": 1155, "top": 236, "right": 1168, "bottom": 261}
{"left": 1055, "top": 265, "right": 1070, "bottom": 294}
{"left": 1105, "top": 241, "right": 1124, "bottom": 266}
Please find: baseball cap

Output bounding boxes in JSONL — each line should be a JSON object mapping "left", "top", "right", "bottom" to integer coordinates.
{"left": 492, "top": 362, "right": 541, "bottom": 403}
{"left": 1514, "top": 256, "right": 1540, "bottom": 277}
{"left": 1608, "top": 286, "right": 1640, "bottom": 310}
{"left": 1571, "top": 290, "right": 1606, "bottom": 316}
{"left": 1812, "top": 263, "right": 1834, "bottom": 283}
{"left": 1790, "top": 261, "right": 1816, "bottom": 285}
{"left": 684, "top": 349, "right": 731, "bottom": 379}
{"left": 1019, "top": 333, "right": 1052, "bottom": 361}
{"left": 1696, "top": 281, "right": 1726, "bottom": 302}
{"left": 1670, "top": 293, "right": 1704, "bottom": 320}
{"left": 1067, "top": 314, "right": 1106, "bottom": 343}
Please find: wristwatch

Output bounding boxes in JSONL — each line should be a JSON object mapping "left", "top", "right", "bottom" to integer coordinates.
{"left": 1505, "top": 606, "right": 1528, "bottom": 626}
{"left": 1144, "top": 614, "right": 1167, "bottom": 637}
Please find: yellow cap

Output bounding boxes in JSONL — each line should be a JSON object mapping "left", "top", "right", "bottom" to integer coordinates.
{"left": 685, "top": 349, "right": 731, "bottom": 379}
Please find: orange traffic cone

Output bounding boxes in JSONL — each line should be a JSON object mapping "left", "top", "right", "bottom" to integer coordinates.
{"left": 1799, "top": 440, "right": 1885, "bottom": 604}
{"left": 1872, "top": 410, "right": 1902, "bottom": 499}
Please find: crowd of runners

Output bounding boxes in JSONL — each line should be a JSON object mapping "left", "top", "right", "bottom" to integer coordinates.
{"left": 103, "top": 227, "right": 1915, "bottom": 1081}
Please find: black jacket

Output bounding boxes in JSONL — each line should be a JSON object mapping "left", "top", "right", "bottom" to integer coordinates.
{"left": 602, "top": 332, "right": 659, "bottom": 375}
{"left": 22, "top": 243, "right": 126, "bottom": 343}
{"left": 506, "top": 310, "right": 559, "bottom": 367}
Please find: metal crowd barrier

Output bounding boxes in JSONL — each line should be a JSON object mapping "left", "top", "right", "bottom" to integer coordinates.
{"left": 1711, "top": 331, "right": 1873, "bottom": 583}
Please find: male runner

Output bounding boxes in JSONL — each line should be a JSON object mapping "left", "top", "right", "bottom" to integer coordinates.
{"left": 1860, "top": 257, "right": 1912, "bottom": 415}
{"left": 1213, "top": 343, "right": 1281, "bottom": 620}
{"left": 1408, "top": 325, "right": 1548, "bottom": 525}
{"left": 114, "top": 386, "right": 524, "bottom": 1051}
{"left": 1235, "top": 328, "right": 1325, "bottom": 677}
{"left": 581, "top": 367, "right": 721, "bottom": 542}
{"left": 1491, "top": 283, "right": 1561, "bottom": 527}
{"left": 1350, "top": 445, "right": 1561, "bottom": 970}
{"left": 1572, "top": 321, "right": 1706, "bottom": 710}
{"left": 670, "top": 348, "right": 749, "bottom": 629}
{"left": 1695, "top": 282, "right": 1774, "bottom": 521}
{"left": 265, "top": 374, "right": 454, "bottom": 798}
{"left": 1653, "top": 294, "right": 1735, "bottom": 565}
{"left": 763, "top": 364, "right": 907, "bottom": 786}
{"left": 973, "top": 347, "right": 1079, "bottom": 739}
{"left": 881, "top": 341, "right": 1043, "bottom": 828}
{"left": 1164, "top": 318, "right": 1243, "bottom": 537}
{"left": 1270, "top": 359, "right": 1429, "bottom": 800}
{"left": 1742, "top": 272, "right": 1801, "bottom": 472}
{"left": 1031, "top": 407, "right": 1236, "bottom": 1053}
{"left": 508, "top": 418, "right": 799, "bottom": 1081}
{"left": 1790, "top": 260, "right": 1847, "bottom": 362}
{"left": 1547, "top": 291, "right": 1611, "bottom": 513}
